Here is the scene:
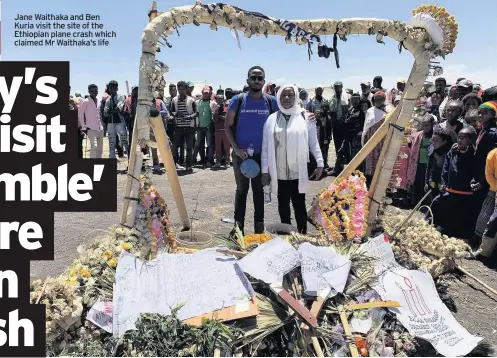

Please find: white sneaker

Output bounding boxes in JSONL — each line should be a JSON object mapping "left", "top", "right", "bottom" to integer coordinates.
{"left": 176, "top": 163, "right": 185, "bottom": 170}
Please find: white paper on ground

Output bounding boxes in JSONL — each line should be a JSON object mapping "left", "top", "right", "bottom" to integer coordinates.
{"left": 237, "top": 237, "right": 300, "bottom": 285}
{"left": 382, "top": 269, "right": 483, "bottom": 356}
{"left": 360, "top": 234, "right": 403, "bottom": 296}
{"left": 87, "top": 298, "right": 113, "bottom": 333}
{"left": 350, "top": 316, "right": 372, "bottom": 334}
{"left": 298, "top": 242, "right": 351, "bottom": 297}
{"left": 113, "top": 248, "right": 254, "bottom": 336}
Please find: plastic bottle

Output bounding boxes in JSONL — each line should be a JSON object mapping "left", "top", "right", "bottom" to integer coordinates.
{"left": 247, "top": 143, "right": 254, "bottom": 157}
{"left": 264, "top": 185, "right": 272, "bottom": 203}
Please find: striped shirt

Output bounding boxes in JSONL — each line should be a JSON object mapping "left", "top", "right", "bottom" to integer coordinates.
{"left": 173, "top": 97, "right": 198, "bottom": 128}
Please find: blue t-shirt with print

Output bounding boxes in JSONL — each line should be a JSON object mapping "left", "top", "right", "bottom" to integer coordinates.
{"left": 228, "top": 93, "right": 279, "bottom": 154}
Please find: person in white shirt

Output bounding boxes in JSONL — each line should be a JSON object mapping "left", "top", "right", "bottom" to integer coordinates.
{"left": 78, "top": 84, "right": 104, "bottom": 158}
{"left": 261, "top": 84, "right": 324, "bottom": 234}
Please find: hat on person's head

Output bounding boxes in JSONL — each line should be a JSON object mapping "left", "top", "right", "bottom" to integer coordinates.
{"left": 479, "top": 101, "right": 497, "bottom": 114}
{"left": 360, "top": 81, "right": 371, "bottom": 87}
{"left": 374, "top": 91, "right": 386, "bottom": 99}
{"left": 435, "top": 77, "right": 446, "bottom": 83}
{"left": 351, "top": 92, "right": 361, "bottom": 98}
{"left": 202, "top": 86, "right": 210, "bottom": 94}
{"left": 187, "top": 81, "right": 194, "bottom": 88}
{"left": 108, "top": 80, "right": 118, "bottom": 86}
{"left": 333, "top": 81, "right": 343, "bottom": 87}
{"left": 316, "top": 86, "right": 324, "bottom": 90}
{"left": 397, "top": 78, "right": 406, "bottom": 84}
{"left": 458, "top": 79, "right": 473, "bottom": 88}
{"left": 374, "top": 76, "right": 383, "bottom": 82}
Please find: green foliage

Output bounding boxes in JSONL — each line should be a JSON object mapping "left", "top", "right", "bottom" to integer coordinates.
{"left": 110, "top": 308, "right": 243, "bottom": 357}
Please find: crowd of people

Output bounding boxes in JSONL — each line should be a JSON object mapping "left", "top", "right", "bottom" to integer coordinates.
{"left": 69, "top": 67, "right": 497, "bottom": 263}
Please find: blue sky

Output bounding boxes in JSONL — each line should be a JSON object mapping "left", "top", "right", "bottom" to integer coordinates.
{"left": 2, "top": 0, "right": 496, "bottom": 95}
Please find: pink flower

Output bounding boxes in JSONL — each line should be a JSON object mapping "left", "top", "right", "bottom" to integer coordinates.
{"left": 353, "top": 211, "right": 364, "bottom": 220}
{"left": 354, "top": 201, "right": 365, "bottom": 213}
{"left": 355, "top": 189, "right": 366, "bottom": 200}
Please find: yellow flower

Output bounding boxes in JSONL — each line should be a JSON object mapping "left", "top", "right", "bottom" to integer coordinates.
{"left": 108, "top": 258, "right": 118, "bottom": 268}
{"left": 69, "top": 268, "right": 78, "bottom": 277}
{"left": 79, "top": 267, "right": 91, "bottom": 278}
{"left": 103, "top": 250, "right": 113, "bottom": 260}
{"left": 120, "top": 242, "right": 133, "bottom": 251}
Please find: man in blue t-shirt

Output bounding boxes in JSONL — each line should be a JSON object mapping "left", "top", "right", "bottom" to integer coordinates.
{"left": 225, "top": 66, "right": 279, "bottom": 234}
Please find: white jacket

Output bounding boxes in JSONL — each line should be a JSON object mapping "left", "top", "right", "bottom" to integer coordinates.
{"left": 261, "top": 111, "right": 324, "bottom": 195}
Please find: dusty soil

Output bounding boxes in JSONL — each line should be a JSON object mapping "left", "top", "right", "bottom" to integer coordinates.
{"left": 31, "top": 137, "right": 497, "bottom": 345}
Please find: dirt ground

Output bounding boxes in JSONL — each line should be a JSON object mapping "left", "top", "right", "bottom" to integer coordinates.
{"left": 31, "top": 137, "right": 497, "bottom": 345}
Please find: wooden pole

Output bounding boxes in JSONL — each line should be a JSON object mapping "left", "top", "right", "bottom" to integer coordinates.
{"left": 124, "top": 151, "right": 144, "bottom": 228}
{"left": 456, "top": 266, "right": 497, "bottom": 298}
{"left": 121, "top": 82, "right": 140, "bottom": 225}
{"left": 150, "top": 115, "right": 191, "bottom": 230}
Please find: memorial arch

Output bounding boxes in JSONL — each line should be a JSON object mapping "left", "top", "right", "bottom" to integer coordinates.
{"left": 122, "top": 2, "right": 457, "bottom": 232}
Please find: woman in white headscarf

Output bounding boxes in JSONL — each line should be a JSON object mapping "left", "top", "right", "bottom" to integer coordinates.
{"left": 261, "top": 85, "right": 324, "bottom": 234}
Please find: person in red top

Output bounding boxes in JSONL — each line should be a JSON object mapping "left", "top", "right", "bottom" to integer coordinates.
{"left": 213, "top": 94, "right": 231, "bottom": 168}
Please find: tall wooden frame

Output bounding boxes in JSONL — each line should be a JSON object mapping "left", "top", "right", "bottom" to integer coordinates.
{"left": 125, "top": 2, "right": 454, "bottom": 231}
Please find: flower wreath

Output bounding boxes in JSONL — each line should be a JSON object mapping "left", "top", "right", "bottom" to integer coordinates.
{"left": 313, "top": 171, "right": 369, "bottom": 241}
{"left": 139, "top": 177, "right": 177, "bottom": 258}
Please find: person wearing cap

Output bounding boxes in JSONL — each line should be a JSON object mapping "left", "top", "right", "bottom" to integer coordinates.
{"left": 306, "top": 86, "right": 330, "bottom": 170}
{"left": 186, "top": 81, "right": 194, "bottom": 97}
{"left": 457, "top": 79, "right": 473, "bottom": 100}
{"left": 472, "top": 101, "right": 497, "bottom": 245}
{"left": 103, "top": 80, "right": 129, "bottom": 159}
{"left": 78, "top": 84, "right": 104, "bottom": 159}
{"left": 329, "top": 81, "right": 349, "bottom": 175}
{"left": 371, "top": 76, "right": 386, "bottom": 94}
{"left": 360, "top": 81, "right": 373, "bottom": 104}
{"left": 194, "top": 86, "right": 217, "bottom": 168}
{"left": 171, "top": 80, "right": 198, "bottom": 171}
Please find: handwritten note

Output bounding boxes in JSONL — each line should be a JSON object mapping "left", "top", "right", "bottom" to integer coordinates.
{"left": 360, "top": 234, "right": 403, "bottom": 296}
{"left": 113, "top": 248, "right": 254, "bottom": 336}
{"left": 382, "top": 270, "right": 482, "bottom": 356}
{"left": 298, "top": 242, "right": 351, "bottom": 297}
{"left": 237, "top": 237, "right": 300, "bottom": 285}
{"left": 87, "top": 298, "right": 113, "bottom": 333}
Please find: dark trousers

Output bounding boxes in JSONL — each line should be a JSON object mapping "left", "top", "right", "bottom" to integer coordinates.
{"left": 318, "top": 121, "right": 331, "bottom": 168}
{"left": 413, "top": 163, "right": 428, "bottom": 205}
{"left": 194, "top": 127, "right": 214, "bottom": 164}
{"left": 431, "top": 192, "right": 474, "bottom": 239}
{"left": 277, "top": 179, "right": 307, "bottom": 234}
{"left": 332, "top": 126, "right": 345, "bottom": 173}
{"left": 78, "top": 130, "right": 84, "bottom": 159}
{"left": 173, "top": 127, "right": 195, "bottom": 167}
{"left": 232, "top": 152, "right": 264, "bottom": 232}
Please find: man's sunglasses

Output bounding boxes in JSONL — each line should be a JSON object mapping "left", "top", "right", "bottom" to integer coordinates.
{"left": 250, "top": 75, "right": 264, "bottom": 81}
